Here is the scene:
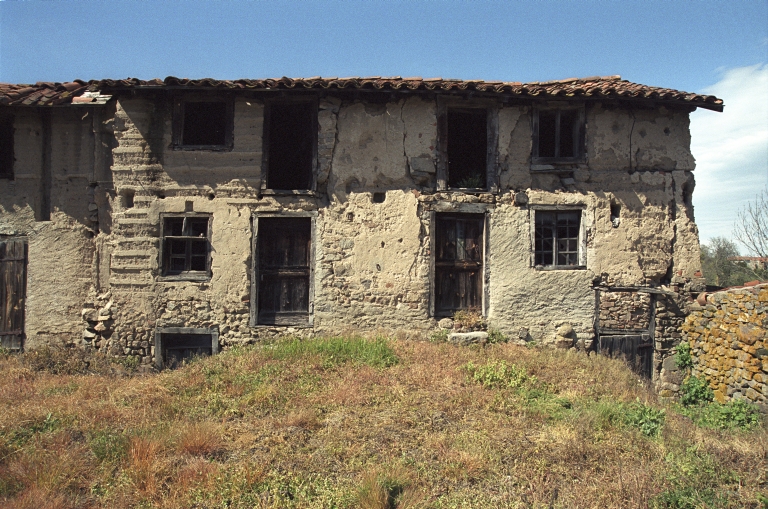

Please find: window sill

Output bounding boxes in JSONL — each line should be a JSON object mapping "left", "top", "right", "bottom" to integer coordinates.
{"left": 260, "top": 189, "right": 318, "bottom": 197}
{"left": 251, "top": 323, "right": 313, "bottom": 329}
{"left": 157, "top": 273, "right": 211, "bottom": 282}
{"left": 533, "top": 265, "right": 586, "bottom": 271}
{"left": 530, "top": 163, "right": 585, "bottom": 173}
{"left": 172, "top": 145, "right": 233, "bottom": 152}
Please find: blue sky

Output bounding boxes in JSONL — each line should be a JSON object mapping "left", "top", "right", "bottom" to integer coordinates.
{"left": 1, "top": 0, "right": 767, "bottom": 246}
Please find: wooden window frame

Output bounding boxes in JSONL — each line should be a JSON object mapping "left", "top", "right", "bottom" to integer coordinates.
{"left": 531, "top": 103, "right": 585, "bottom": 165}
{"left": 250, "top": 212, "right": 317, "bottom": 327}
{"left": 530, "top": 206, "right": 587, "bottom": 270}
{"left": 436, "top": 98, "right": 499, "bottom": 192}
{"left": 172, "top": 95, "right": 234, "bottom": 151}
{"left": 431, "top": 212, "right": 487, "bottom": 318}
{"left": 158, "top": 213, "right": 212, "bottom": 281}
{"left": 0, "top": 113, "right": 14, "bottom": 180}
{"left": 261, "top": 96, "right": 318, "bottom": 193}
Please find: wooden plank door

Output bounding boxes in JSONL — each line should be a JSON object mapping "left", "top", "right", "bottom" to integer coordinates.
{"left": 598, "top": 334, "right": 653, "bottom": 379}
{"left": 0, "top": 239, "right": 27, "bottom": 350}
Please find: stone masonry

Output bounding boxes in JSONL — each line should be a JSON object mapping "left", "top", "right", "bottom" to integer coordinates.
{"left": 682, "top": 284, "right": 768, "bottom": 405}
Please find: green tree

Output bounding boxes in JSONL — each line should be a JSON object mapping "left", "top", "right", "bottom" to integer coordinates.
{"left": 699, "top": 237, "right": 759, "bottom": 287}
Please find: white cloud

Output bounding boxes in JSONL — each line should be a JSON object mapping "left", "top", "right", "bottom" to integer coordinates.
{"left": 690, "top": 63, "right": 768, "bottom": 246}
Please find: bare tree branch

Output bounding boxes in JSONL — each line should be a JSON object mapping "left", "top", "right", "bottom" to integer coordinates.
{"left": 733, "top": 187, "right": 768, "bottom": 258}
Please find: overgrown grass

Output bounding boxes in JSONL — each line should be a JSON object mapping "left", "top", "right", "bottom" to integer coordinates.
{"left": 264, "top": 336, "right": 399, "bottom": 368}
{"left": 0, "top": 336, "right": 764, "bottom": 508}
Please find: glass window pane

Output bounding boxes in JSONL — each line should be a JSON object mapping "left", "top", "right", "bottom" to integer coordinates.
{"left": 187, "top": 218, "right": 209, "bottom": 237}
{"left": 165, "top": 218, "right": 184, "bottom": 236}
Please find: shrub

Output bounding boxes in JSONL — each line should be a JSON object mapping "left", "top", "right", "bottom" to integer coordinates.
{"left": 486, "top": 329, "right": 508, "bottom": 344}
{"left": 679, "top": 376, "right": 713, "bottom": 406}
{"left": 674, "top": 342, "right": 693, "bottom": 370}
{"left": 452, "top": 310, "right": 485, "bottom": 330}
{"left": 623, "top": 400, "right": 665, "bottom": 437}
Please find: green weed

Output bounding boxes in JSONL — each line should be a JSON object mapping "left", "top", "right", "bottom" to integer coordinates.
{"left": 486, "top": 329, "right": 508, "bottom": 344}
{"left": 674, "top": 342, "right": 693, "bottom": 370}
{"left": 623, "top": 400, "right": 665, "bottom": 437}
{"left": 89, "top": 431, "right": 129, "bottom": 462}
{"left": 465, "top": 360, "right": 534, "bottom": 390}
{"left": 679, "top": 376, "right": 713, "bottom": 406}
{"left": 429, "top": 329, "right": 449, "bottom": 343}
{"left": 680, "top": 399, "right": 762, "bottom": 431}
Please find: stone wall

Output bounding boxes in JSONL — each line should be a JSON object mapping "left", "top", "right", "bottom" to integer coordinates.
{"left": 682, "top": 284, "right": 768, "bottom": 405}
{"left": 1, "top": 90, "right": 706, "bottom": 383}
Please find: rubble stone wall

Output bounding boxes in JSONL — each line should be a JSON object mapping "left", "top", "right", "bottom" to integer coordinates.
{"left": 1, "top": 92, "right": 705, "bottom": 383}
{"left": 682, "top": 284, "right": 768, "bottom": 405}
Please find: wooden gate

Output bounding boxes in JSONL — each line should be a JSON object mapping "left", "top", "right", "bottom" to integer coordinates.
{"left": 598, "top": 334, "right": 653, "bottom": 379}
{"left": 0, "top": 239, "right": 27, "bottom": 350}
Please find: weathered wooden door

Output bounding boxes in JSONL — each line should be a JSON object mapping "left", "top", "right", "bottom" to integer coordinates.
{"left": 0, "top": 239, "right": 27, "bottom": 350}
{"left": 598, "top": 334, "right": 653, "bottom": 379}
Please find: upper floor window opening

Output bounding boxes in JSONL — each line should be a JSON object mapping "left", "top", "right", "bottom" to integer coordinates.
{"left": 264, "top": 99, "right": 316, "bottom": 191}
{"left": 447, "top": 108, "right": 488, "bottom": 189}
{"left": 533, "top": 105, "right": 585, "bottom": 164}
{"left": 0, "top": 113, "right": 13, "bottom": 179}
{"left": 173, "top": 97, "right": 233, "bottom": 150}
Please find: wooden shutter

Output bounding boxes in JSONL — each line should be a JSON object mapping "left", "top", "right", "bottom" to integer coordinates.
{"left": 0, "top": 239, "right": 26, "bottom": 350}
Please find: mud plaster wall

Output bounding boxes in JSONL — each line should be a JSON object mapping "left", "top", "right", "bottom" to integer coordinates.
{"left": 1, "top": 95, "right": 705, "bottom": 364}
{"left": 0, "top": 108, "right": 97, "bottom": 347}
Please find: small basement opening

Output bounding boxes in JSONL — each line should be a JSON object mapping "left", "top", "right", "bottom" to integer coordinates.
{"left": 154, "top": 327, "right": 219, "bottom": 369}
{"left": 447, "top": 108, "right": 487, "bottom": 189}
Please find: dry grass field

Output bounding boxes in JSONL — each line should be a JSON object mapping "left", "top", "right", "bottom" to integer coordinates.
{"left": 0, "top": 337, "right": 765, "bottom": 508}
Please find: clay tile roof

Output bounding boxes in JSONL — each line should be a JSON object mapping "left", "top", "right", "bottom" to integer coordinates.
{"left": 1, "top": 75, "right": 724, "bottom": 111}
{"left": 0, "top": 81, "right": 91, "bottom": 106}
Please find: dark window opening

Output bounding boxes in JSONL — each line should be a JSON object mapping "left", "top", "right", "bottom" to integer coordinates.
{"left": 0, "top": 115, "right": 13, "bottom": 179}
{"left": 435, "top": 215, "right": 483, "bottom": 316}
{"left": 163, "top": 333, "right": 212, "bottom": 368}
{"left": 257, "top": 217, "right": 311, "bottom": 325}
{"left": 610, "top": 201, "right": 621, "bottom": 228}
{"left": 447, "top": 109, "right": 487, "bottom": 188}
{"left": 121, "top": 189, "right": 135, "bottom": 209}
{"left": 267, "top": 102, "right": 314, "bottom": 190}
{"left": 372, "top": 192, "right": 386, "bottom": 203}
{"left": 155, "top": 329, "right": 218, "bottom": 369}
{"left": 182, "top": 101, "right": 227, "bottom": 146}
{"left": 535, "top": 211, "right": 581, "bottom": 267}
{"left": 161, "top": 215, "right": 211, "bottom": 278}
{"left": 535, "top": 108, "right": 583, "bottom": 161}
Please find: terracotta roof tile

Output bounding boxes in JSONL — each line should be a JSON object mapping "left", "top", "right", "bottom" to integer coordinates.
{"left": 1, "top": 75, "right": 724, "bottom": 111}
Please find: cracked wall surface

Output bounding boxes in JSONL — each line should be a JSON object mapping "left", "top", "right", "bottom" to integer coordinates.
{"left": 1, "top": 92, "right": 705, "bottom": 382}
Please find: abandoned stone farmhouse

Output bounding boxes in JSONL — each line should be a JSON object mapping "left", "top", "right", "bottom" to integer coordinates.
{"left": 0, "top": 75, "right": 723, "bottom": 384}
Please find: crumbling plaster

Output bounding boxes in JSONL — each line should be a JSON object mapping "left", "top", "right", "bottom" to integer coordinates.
{"left": 0, "top": 92, "right": 707, "bottom": 365}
